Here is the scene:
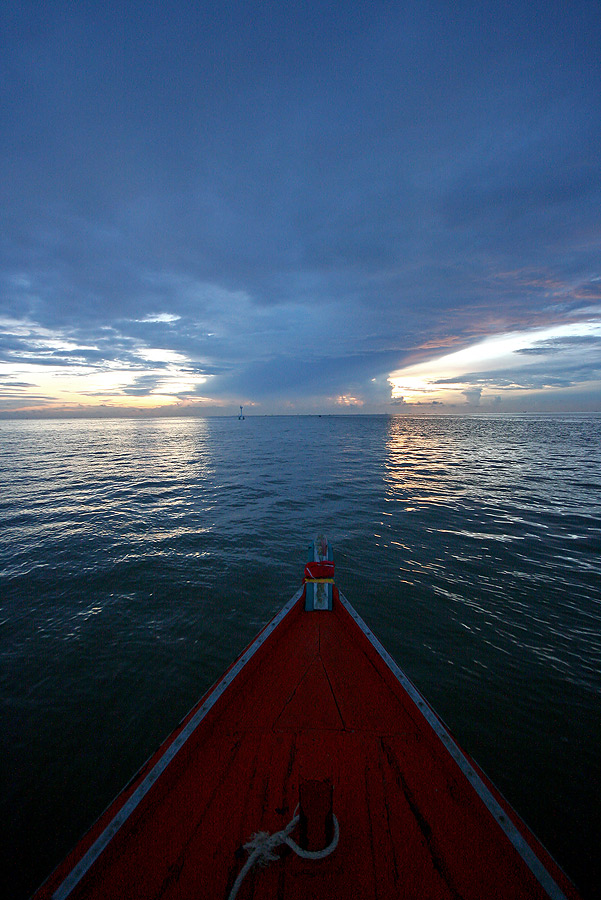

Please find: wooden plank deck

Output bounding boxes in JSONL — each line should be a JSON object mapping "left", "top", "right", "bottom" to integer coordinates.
{"left": 35, "top": 590, "right": 581, "bottom": 900}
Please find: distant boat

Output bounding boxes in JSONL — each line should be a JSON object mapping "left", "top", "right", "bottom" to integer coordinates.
{"left": 238, "top": 406, "right": 245, "bottom": 420}
{"left": 33, "top": 538, "right": 583, "bottom": 900}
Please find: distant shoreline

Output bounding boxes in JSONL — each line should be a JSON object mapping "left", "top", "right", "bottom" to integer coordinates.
{"left": 1, "top": 410, "right": 599, "bottom": 422}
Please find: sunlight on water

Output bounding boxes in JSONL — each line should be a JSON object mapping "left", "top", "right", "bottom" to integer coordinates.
{"left": 1, "top": 414, "right": 600, "bottom": 898}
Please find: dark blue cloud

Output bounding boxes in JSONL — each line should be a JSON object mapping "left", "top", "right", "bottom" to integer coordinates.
{"left": 1, "top": 0, "right": 600, "bottom": 413}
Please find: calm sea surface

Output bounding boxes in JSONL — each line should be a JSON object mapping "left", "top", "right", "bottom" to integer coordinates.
{"left": 1, "top": 415, "right": 600, "bottom": 899}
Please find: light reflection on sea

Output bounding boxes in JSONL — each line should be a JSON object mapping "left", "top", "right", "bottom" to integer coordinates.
{"left": 0, "top": 414, "right": 600, "bottom": 899}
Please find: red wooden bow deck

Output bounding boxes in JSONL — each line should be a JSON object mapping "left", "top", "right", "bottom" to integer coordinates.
{"left": 34, "top": 547, "right": 582, "bottom": 900}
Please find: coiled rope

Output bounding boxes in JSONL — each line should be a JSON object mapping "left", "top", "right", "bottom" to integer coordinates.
{"left": 227, "top": 807, "right": 340, "bottom": 900}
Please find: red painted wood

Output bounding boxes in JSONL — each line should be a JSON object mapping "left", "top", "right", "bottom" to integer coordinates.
{"left": 275, "top": 657, "right": 343, "bottom": 731}
{"left": 33, "top": 593, "right": 583, "bottom": 900}
{"left": 299, "top": 778, "right": 333, "bottom": 851}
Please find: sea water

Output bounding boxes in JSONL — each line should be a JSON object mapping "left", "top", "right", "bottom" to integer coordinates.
{"left": 1, "top": 414, "right": 600, "bottom": 898}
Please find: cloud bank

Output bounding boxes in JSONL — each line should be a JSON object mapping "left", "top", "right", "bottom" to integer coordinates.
{"left": 1, "top": 1, "right": 600, "bottom": 415}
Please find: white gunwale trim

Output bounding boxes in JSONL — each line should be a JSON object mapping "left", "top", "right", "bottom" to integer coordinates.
{"left": 337, "top": 591, "right": 569, "bottom": 900}
{"left": 52, "top": 588, "right": 303, "bottom": 900}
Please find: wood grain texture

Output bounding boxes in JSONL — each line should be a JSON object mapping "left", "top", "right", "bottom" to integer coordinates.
{"left": 35, "top": 592, "right": 581, "bottom": 900}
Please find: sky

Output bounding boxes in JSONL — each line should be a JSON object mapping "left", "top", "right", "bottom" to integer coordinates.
{"left": 1, "top": 0, "right": 600, "bottom": 417}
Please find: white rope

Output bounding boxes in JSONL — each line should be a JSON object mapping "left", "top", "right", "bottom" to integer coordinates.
{"left": 227, "top": 807, "right": 339, "bottom": 900}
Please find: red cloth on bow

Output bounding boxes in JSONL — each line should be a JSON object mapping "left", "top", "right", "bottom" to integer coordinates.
{"left": 304, "top": 561, "right": 335, "bottom": 581}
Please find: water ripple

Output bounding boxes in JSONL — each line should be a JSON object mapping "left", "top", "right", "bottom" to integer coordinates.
{"left": 1, "top": 414, "right": 600, "bottom": 899}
